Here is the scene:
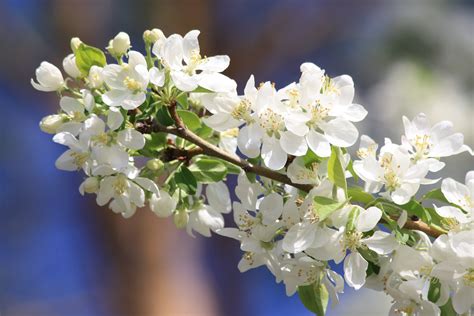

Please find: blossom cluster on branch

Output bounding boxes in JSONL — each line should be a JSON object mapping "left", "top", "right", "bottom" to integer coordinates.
{"left": 33, "top": 29, "right": 473, "bottom": 316}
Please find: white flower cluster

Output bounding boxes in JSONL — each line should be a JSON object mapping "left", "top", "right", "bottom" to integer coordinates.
{"left": 354, "top": 114, "right": 472, "bottom": 205}
{"left": 33, "top": 28, "right": 473, "bottom": 316}
{"left": 33, "top": 30, "right": 234, "bottom": 232}
{"left": 196, "top": 63, "right": 367, "bottom": 170}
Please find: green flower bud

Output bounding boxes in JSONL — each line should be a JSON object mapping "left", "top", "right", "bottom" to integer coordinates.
{"left": 174, "top": 209, "right": 189, "bottom": 229}
{"left": 146, "top": 158, "right": 165, "bottom": 171}
{"left": 143, "top": 28, "right": 164, "bottom": 44}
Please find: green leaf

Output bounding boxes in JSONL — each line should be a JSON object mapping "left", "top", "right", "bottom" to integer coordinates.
{"left": 348, "top": 187, "right": 374, "bottom": 204}
{"left": 422, "top": 188, "right": 449, "bottom": 204}
{"left": 156, "top": 106, "right": 174, "bottom": 126}
{"left": 298, "top": 280, "right": 329, "bottom": 316}
{"left": 427, "top": 279, "right": 441, "bottom": 303}
{"left": 346, "top": 159, "right": 359, "bottom": 182}
{"left": 139, "top": 133, "right": 167, "bottom": 157}
{"left": 174, "top": 165, "right": 197, "bottom": 194}
{"left": 346, "top": 206, "right": 360, "bottom": 232}
{"left": 400, "top": 200, "right": 431, "bottom": 223}
{"left": 313, "top": 196, "right": 346, "bottom": 222}
{"left": 191, "top": 86, "right": 213, "bottom": 93}
{"left": 188, "top": 158, "right": 227, "bottom": 183}
{"left": 302, "top": 149, "right": 322, "bottom": 167}
{"left": 213, "top": 158, "right": 241, "bottom": 174}
{"left": 176, "top": 93, "right": 189, "bottom": 109}
{"left": 195, "top": 124, "right": 214, "bottom": 138}
{"left": 75, "top": 43, "right": 106, "bottom": 74}
{"left": 177, "top": 110, "right": 201, "bottom": 131}
{"left": 328, "top": 146, "right": 347, "bottom": 196}
{"left": 440, "top": 299, "right": 457, "bottom": 316}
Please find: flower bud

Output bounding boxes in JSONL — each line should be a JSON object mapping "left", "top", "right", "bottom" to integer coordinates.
{"left": 79, "top": 177, "right": 100, "bottom": 195}
{"left": 174, "top": 209, "right": 189, "bottom": 229}
{"left": 143, "top": 28, "right": 164, "bottom": 44}
{"left": 88, "top": 65, "right": 104, "bottom": 89}
{"left": 39, "top": 114, "right": 66, "bottom": 134}
{"left": 31, "top": 62, "right": 65, "bottom": 92}
{"left": 70, "top": 37, "right": 82, "bottom": 53}
{"left": 63, "top": 54, "right": 82, "bottom": 78}
{"left": 146, "top": 158, "right": 164, "bottom": 171}
{"left": 150, "top": 190, "right": 177, "bottom": 218}
{"left": 107, "top": 32, "right": 131, "bottom": 56}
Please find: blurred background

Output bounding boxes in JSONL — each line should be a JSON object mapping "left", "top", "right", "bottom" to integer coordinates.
{"left": 0, "top": 0, "right": 473, "bottom": 315}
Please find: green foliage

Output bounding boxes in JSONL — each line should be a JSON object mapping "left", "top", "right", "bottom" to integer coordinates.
{"left": 422, "top": 188, "right": 449, "bottom": 204}
{"left": 328, "top": 146, "right": 347, "bottom": 196}
{"left": 176, "top": 93, "right": 189, "bottom": 109}
{"left": 298, "top": 278, "right": 329, "bottom": 316}
{"left": 440, "top": 299, "right": 457, "bottom": 316}
{"left": 400, "top": 200, "right": 431, "bottom": 223}
{"left": 156, "top": 106, "right": 174, "bottom": 126}
{"left": 139, "top": 132, "right": 167, "bottom": 157}
{"left": 302, "top": 149, "right": 322, "bottom": 167}
{"left": 177, "top": 110, "right": 201, "bottom": 131}
{"left": 75, "top": 43, "right": 106, "bottom": 75}
{"left": 188, "top": 158, "right": 227, "bottom": 183}
{"left": 174, "top": 165, "right": 197, "bottom": 195}
{"left": 348, "top": 187, "right": 374, "bottom": 204}
{"left": 313, "top": 196, "right": 346, "bottom": 222}
{"left": 427, "top": 279, "right": 441, "bottom": 303}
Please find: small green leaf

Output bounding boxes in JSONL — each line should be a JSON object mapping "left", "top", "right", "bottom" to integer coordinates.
{"left": 213, "top": 158, "right": 241, "bottom": 174}
{"left": 298, "top": 279, "right": 329, "bottom": 316}
{"left": 302, "top": 149, "right": 322, "bottom": 167}
{"left": 400, "top": 200, "right": 431, "bottom": 223}
{"left": 174, "top": 165, "right": 197, "bottom": 194}
{"left": 177, "top": 110, "right": 201, "bottom": 131}
{"left": 346, "top": 159, "right": 359, "bottom": 182}
{"left": 139, "top": 133, "right": 167, "bottom": 157}
{"left": 188, "top": 158, "right": 227, "bottom": 183}
{"left": 195, "top": 124, "right": 214, "bottom": 138}
{"left": 156, "top": 106, "right": 174, "bottom": 126}
{"left": 440, "top": 298, "right": 457, "bottom": 316}
{"left": 346, "top": 206, "right": 360, "bottom": 232}
{"left": 176, "top": 93, "right": 189, "bottom": 109}
{"left": 422, "top": 188, "right": 449, "bottom": 204}
{"left": 348, "top": 187, "right": 374, "bottom": 204}
{"left": 191, "top": 86, "right": 213, "bottom": 93}
{"left": 313, "top": 196, "right": 346, "bottom": 222}
{"left": 428, "top": 279, "right": 441, "bottom": 303}
{"left": 328, "top": 146, "right": 347, "bottom": 196}
{"left": 75, "top": 43, "right": 106, "bottom": 74}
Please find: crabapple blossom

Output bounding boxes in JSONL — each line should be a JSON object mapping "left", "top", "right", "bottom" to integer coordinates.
{"left": 33, "top": 28, "right": 474, "bottom": 316}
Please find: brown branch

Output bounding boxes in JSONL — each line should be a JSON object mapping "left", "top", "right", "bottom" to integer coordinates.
{"left": 398, "top": 217, "right": 445, "bottom": 238}
{"left": 138, "top": 104, "right": 444, "bottom": 238}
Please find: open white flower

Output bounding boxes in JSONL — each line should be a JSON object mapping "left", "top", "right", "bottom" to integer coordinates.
{"left": 102, "top": 51, "right": 149, "bottom": 110}
{"left": 186, "top": 181, "right": 232, "bottom": 237}
{"left": 97, "top": 172, "right": 159, "bottom": 218}
{"left": 354, "top": 139, "right": 436, "bottom": 204}
{"left": 197, "top": 75, "right": 256, "bottom": 132}
{"left": 431, "top": 231, "right": 474, "bottom": 314}
{"left": 31, "top": 61, "right": 64, "bottom": 92}
{"left": 277, "top": 63, "right": 367, "bottom": 157}
{"left": 153, "top": 30, "right": 236, "bottom": 92}
{"left": 434, "top": 170, "right": 474, "bottom": 228}
{"left": 402, "top": 113, "right": 473, "bottom": 171}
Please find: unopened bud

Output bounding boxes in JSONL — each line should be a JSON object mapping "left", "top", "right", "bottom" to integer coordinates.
{"left": 146, "top": 158, "right": 164, "bottom": 171}
{"left": 143, "top": 28, "right": 164, "bottom": 44}
{"left": 174, "top": 209, "right": 189, "bottom": 229}
{"left": 39, "top": 114, "right": 66, "bottom": 134}
{"left": 63, "top": 54, "right": 82, "bottom": 78}
{"left": 81, "top": 177, "right": 100, "bottom": 194}
{"left": 107, "top": 32, "right": 131, "bottom": 56}
{"left": 70, "top": 37, "right": 82, "bottom": 53}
